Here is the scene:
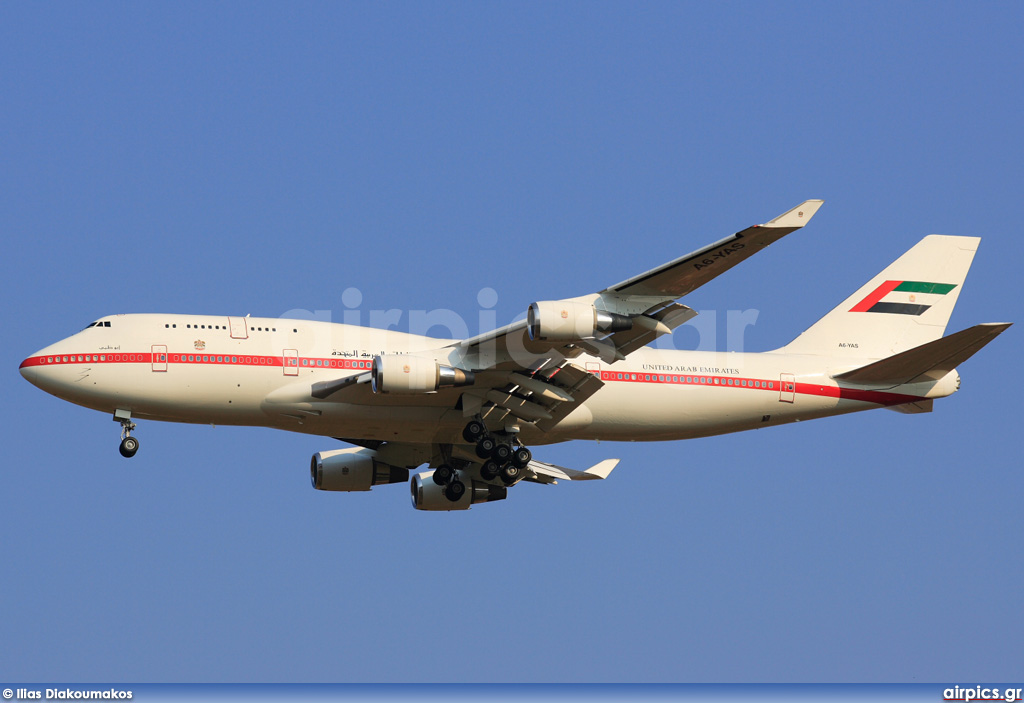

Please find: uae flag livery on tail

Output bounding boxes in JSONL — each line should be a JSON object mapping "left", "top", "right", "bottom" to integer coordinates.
{"left": 849, "top": 280, "right": 957, "bottom": 315}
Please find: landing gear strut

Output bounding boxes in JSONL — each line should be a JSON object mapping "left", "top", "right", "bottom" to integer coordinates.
{"left": 114, "top": 409, "right": 139, "bottom": 458}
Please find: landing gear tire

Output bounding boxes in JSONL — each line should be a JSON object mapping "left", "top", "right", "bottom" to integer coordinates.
{"left": 480, "top": 460, "right": 500, "bottom": 481}
{"left": 492, "top": 443, "right": 512, "bottom": 463}
{"left": 475, "top": 436, "right": 496, "bottom": 459}
{"left": 444, "top": 480, "right": 466, "bottom": 502}
{"left": 119, "top": 436, "right": 139, "bottom": 458}
{"left": 500, "top": 463, "right": 521, "bottom": 485}
{"left": 512, "top": 447, "right": 532, "bottom": 468}
{"left": 432, "top": 464, "right": 454, "bottom": 486}
{"left": 462, "top": 420, "right": 486, "bottom": 443}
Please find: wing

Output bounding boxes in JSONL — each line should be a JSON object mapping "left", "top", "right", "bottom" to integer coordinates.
{"left": 524, "top": 458, "right": 619, "bottom": 484}
{"left": 446, "top": 200, "right": 823, "bottom": 430}
{"left": 604, "top": 199, "right": 824, "bottom": 299}
{"left": 456, "top": 199, "right": 823, "bottom": 368}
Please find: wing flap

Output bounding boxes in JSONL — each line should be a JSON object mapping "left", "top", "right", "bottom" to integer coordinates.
{"left": 603, "top": 303, "right": 698, "bottom": 358}
{"left": 310, "top": 372, "right": 372, "bottom": 399}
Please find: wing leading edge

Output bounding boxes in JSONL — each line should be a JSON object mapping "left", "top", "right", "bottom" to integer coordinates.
{"left": 604, "top": 199, "right": 824, "bottom": 299}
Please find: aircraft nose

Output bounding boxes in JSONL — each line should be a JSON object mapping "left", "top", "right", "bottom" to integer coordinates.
{"left": 20, "top": 350, "right": 44, "bottom": 384}
{"left": 20, "top": 345, "right": 63, "bottom": 389}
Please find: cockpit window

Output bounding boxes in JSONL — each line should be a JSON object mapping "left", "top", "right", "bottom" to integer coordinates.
{"left": 82, "top": 321, "right": 112, "bottom": 330}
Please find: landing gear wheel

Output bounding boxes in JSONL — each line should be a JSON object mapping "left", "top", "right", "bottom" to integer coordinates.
{"left": 512, "top": 447, "right": 532, "bottom": 468}
{"left": 462, "top": 420, "right": 486, "bottom": 443}
{"left": 475, "top": 436, "right": 496, "bottom": 459}
{"left": 119, "top": 436, "right": 139, "bottom": 458}
{"left": 114, "top": 410, "right": 138, "bottom": 458}
{"left": 500, "top": 463, "right": 521, "bottom": 485}
{"left": 480, "top": 460, "right": 500, "bottom": 481}
{"left": 432, "top": 464, "right": 454, "bottom": 486}
{"left": 444, "top": 480, "right": 466, "bottom": 502}
{"left": 492, "top": 443, "right": 512, "bottom": 463}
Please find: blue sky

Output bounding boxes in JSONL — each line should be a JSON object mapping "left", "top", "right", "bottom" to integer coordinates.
{"left": 1, "top": 1, "right": 1021, "bottom": 683}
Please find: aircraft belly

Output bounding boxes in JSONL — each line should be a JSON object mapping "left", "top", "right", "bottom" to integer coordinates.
{"left": 264, "top": 404, "right": 446, "bottom": 443}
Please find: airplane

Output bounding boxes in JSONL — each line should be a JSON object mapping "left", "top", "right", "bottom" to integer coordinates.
{"left": 19, "top": 200, "right": 1011, "bottom": 510}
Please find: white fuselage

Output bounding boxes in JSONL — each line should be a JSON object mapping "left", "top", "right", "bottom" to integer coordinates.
{"left": 20, "top": 313, "right": 958, "bottom": 447}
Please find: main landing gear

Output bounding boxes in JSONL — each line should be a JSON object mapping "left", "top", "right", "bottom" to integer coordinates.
{"left": 464, "top": 419, "right": 532, "bottom": 485}
{"left": 431, "top": 420, "right": 535, "bottom": 502}
{"left": 114, "top": 409, "right": 139, "bottom": 458}
{"left": 431, "top": 462, "right": 466, "bottom": 502}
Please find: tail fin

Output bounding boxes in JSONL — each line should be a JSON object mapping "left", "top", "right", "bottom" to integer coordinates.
{"left": 779, "top": 235, "right": 980, "bottom": 359}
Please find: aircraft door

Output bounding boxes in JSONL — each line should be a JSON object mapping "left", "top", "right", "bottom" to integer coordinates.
{"left": 779, "top": 373, "right": 796, "bottom": 403}
{"left": 152, "top": 345, "right": 168, "bottom": 372}
{"left": 228, "top": 317, "right": 248, "bottom": 339}
{"left": 283, "top": 349, "right": 299, "bottom": 376}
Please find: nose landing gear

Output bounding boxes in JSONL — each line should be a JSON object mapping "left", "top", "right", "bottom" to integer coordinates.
{"left": 113, "top": 409, "right": 139, "bottom": 458}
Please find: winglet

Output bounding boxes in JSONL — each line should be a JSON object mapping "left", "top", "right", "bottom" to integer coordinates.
{"left": 765, "top": 199, "right": 824, "bottom": 229}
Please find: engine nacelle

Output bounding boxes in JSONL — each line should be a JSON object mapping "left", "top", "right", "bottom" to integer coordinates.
{"left": 527, "top": 301, "right": 632, "bottom": 341}
{"left": 311, "top": 447, "right": 409, "bottom": 492}
{"left": 371, "top": 354, "right": 475, "bottom": 394}
{"left": 410, "top": 470, "right": 508, "bottom": 511}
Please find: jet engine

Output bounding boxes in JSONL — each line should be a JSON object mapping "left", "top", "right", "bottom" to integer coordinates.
{"left": 370, "top": 354, "right": 475, "bottom": 394}
{"left": 310, "top": 447, "right": 409, "bottom": 491}
{"left": 410, "top": 470, "right": 508, "bottom": 511}
{"left": 527, "top": 301, "right": 632, "bottom": 342}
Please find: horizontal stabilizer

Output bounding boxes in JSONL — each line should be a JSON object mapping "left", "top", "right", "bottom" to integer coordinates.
{"left": 834, "top": 322, "right": 1011, "bottom": 385}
